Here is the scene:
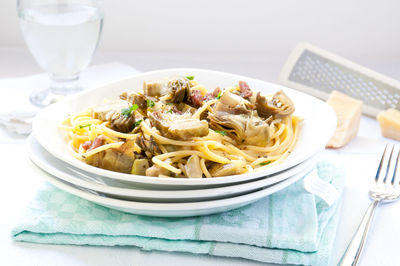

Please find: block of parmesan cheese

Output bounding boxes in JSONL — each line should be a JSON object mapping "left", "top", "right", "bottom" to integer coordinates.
{"left": 326, "top": 90, "right": 363, "bottom": 148}
{"left": 377, "top": 108, "right": 400, "bottom": 140}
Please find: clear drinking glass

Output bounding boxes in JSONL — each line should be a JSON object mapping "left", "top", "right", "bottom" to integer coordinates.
{"left": 17, "top": 0, "right": 104, "bottom": 107}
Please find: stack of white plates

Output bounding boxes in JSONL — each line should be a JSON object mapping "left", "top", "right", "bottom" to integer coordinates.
{"left": 29, "top": 69, "right": 336, "bottom": 217}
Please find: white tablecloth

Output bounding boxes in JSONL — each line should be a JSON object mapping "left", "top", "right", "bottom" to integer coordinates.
{"left": 1, "top": 61, "right": 399, "bottom": 266}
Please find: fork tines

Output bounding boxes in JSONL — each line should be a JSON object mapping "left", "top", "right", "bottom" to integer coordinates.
{"left": 375, "top": 144, "right": 400, "bottom": 186}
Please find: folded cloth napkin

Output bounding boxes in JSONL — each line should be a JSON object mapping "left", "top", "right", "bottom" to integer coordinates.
{"left": 0, "top": 62, "right": 140, "bottom": 135}
{"left": 12, "top": 161, "right": 345, "bottom": 266}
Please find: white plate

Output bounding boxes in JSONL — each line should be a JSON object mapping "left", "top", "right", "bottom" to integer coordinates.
{"left": 28, "top": 134, "right": 316, "bottom": 202}
{"left": 32, "top": 68, "right": 336, "bottom": 188}
{"left": 30, "top": 160, "right": 311, "bottom": 217}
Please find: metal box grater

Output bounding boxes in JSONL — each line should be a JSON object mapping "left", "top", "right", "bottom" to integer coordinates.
{"left": 279, "top": 42, "right": 400, "bottom": 117}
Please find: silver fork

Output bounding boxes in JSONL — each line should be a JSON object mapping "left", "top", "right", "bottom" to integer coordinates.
{"left": 339, "top": 144, "right": 400, "bottom": 266}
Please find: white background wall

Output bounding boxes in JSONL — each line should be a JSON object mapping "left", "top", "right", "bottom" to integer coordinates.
{"left": 1, "top": 0, "right": 400, "bottom": 78}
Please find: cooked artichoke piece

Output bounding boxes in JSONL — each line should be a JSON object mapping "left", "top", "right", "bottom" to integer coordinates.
{"left": 135, "top": 135, "right": 162, "bottom": 156}
{"left": 256, "top": 90, "right": 295, "bottom": 118}
{"left": 145, "top": 164, "right": 170, "bottom": 177}
{"left": 209, "top": 111, "right": 246, "bottom": 142}
{"left": 86, "top": 149, "right": 134, "bottom": 174}
{"left": 117, "top": 140, "right": 136, "bottom": 159}
{"left": 215, "top": 91, "right": 253, "bottom": 115}
{"left": 131, "top": 159, "right": 149, "bottom": 175}
{"left": 110, "top": 113, "right": 135, "bottom": 133}
{"left": 149, "top": 112, "right": 209, "bottom": 140}
{"left": 143, "top": 76, "right": 191, "bottom": 103}
{"left": 209, "top": 163, "right": 242, "bottom": 177}
{"left": 208, "top": 111, "right": 270, "bottom": 146}
{"left": 143, "top": 80, "right": 165, "bottom": 97}
{"left": 175, "top": 102, "right": 197, "bottom": 114}
{"left": 148, "top": 112, "right": 173, "bottom": 134}
{"left": 86, "top": 140, "right": 139, "bottom": 173}
{"left": 92, "top": 100, "right": 129, "bottom": 121}
{"left": 246, "top": 118, "right": 271, "bottom": 146}
{"left": 185, "top": 154, "right": 203, "bottom": 178}
{"left": 101, "top": 150, "right": 133, "bottom": 173}
{"left": 120, "top": 92, "right": 148, "bottom": 116}
{"left": 167, "top": 120, "right": 209, "bottom": 140}
{"left": 167, "top": 77, "right": 191, "bottom": 103}
{"left": 92, "top": 100, "right": 136, "bottom": 133}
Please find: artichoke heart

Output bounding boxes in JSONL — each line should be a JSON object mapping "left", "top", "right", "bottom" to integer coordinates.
{"left": 256, "top": 90, "right": 295, "bottom": 118}
{"left": 209, "top": 111, "right": 270, "bottom": 146}
{"left": 143, "top": 76, "right": 191, "bottom": 103}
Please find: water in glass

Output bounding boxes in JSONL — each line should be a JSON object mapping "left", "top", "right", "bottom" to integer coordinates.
{"left": 17, "top": 1, "right": 103, "bottom": 106}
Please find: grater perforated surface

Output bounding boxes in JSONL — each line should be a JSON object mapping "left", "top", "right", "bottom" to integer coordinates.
{"left": 288, "top": 49, "right": 400, "bottom": 110}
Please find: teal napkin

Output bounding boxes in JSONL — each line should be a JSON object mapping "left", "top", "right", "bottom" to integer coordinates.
{"left": 12, "top": 161, "right": 344, "bottom": 266}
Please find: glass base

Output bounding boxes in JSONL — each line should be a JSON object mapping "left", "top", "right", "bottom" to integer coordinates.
{"left": 29, "top": 87, "right": 61, "bottom": 107}
{"left": 30, "top": 75, "right": 83, "bottom": 107}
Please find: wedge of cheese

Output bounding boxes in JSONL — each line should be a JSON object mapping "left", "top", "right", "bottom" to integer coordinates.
{"left": 326, "top": 90, "right": 363, "bottom": 148}
{"left": 377, "top": 108, "right": 400, "bottom": 141}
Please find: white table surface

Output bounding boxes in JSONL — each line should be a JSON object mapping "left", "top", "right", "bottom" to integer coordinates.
{"left": 1, "top": 47, "right": 400, "bottom": 266}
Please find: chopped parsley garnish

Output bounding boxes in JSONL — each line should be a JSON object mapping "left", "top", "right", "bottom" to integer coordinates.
{"left": 260, "top": 161, "right": 271, "bottom": 166}
{"left": 166, "top": 109, "right": 173, "bottom": 114}
{"left": 216, "top": 92, "right": 222, "bottom": 99}
{"left": 186, "top": 75, "right": 194, "bottom": 80}
{"left": 134, "top": 119, "right": 142, "bottom": 128}
{"left": 146, "top": 99, "right": 155, "bottom": 108}
{"left": 215, "top": 130, "right": 227, "bottom": 136}
{"left": 121, "top": 104, "right": 138, "bottom": 117}
{"left": 79, "top": 123, "right": 91, "bottom": 129}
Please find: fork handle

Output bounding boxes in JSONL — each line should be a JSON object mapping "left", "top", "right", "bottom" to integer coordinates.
{"left": 338, "top": 199, "right": 380, "bottom": 266}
